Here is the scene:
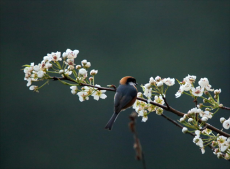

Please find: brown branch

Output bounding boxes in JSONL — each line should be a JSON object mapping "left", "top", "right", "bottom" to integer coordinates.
{"left": 162, "top": 96, "right": 170, "bottom": 109}
{"left": 194, "top": 98, "right": 198, "bottom": 107}
{"left": 161, "top": 114, "right": 217, "bottom": 153}
{"left": 220, "top": 106, "right": 230, "bottom": 110}
{"left": 51, "top": 76, "right": 230, "bottom": 137}
{"left": 129, "top": 112, "right": 146, "bottom": 169}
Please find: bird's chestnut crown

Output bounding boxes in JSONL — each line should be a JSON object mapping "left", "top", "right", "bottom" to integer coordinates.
{"left": 120, "top": 76, "right": 137, "bottom": 85}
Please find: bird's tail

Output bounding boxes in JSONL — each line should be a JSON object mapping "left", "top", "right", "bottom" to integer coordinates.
{"left": 105, "top": 113, "right": 119, "bottom": 131}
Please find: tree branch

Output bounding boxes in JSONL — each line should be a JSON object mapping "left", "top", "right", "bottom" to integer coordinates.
{"left": 220, "top": 106, "right": 230, "bottom": 110}
{"left": 51, "top": 76, "right": 230, "bottom": 137}
{"left": 129, "top": 112, "right": 146, "bottom": 169}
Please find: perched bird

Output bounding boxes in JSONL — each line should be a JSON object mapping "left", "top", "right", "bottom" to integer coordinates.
{"left": 105, "top": 76, "right": 138, "bottom": 130}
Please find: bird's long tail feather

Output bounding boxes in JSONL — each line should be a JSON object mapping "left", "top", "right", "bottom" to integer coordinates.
{"left": 105, "top": 113, "right": 119, "bottom": 130}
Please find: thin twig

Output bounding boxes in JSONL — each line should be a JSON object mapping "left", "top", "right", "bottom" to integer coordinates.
{"left": 220, "top": 106, "right": 230, "bottom": 110}
{"left": 194, "top": 98, "right": 198, "bottom": 107}
{"left": 162, "top": 96, "right": 170, "bottom": 110}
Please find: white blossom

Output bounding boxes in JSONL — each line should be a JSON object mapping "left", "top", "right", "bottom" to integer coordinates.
{"left": 157, "top": 81, "right": 163, "bottom": 87}
{"left": 184, "top": 74, "right": 196, "bottom": 84}
{"left": 90, "top": 69, "right": 98, "bottom": 75}
{"left": 154, "top": 95, "right": 164, "bottom": 105}
{"left": 64, "top": 69, "right": 72, "bottom": 76}
{"left": 156, "top": 107, "right": 163, "bottom": 115}
{"left": 29, "top": 85, "right": 38, "bottom": 92}
{"left": 91, "top": 85, "right": 107, "bottom": 101}
{"left": 214, "top": 89, "right": 221, "bottom": 94}
{"left": 77, "top": 91, "right": 89, "bottom": 102}
{"left": 175, "top": 89, "right": 183, "bottom": 98}
{"left": 193, "top": 135, "right": 203, "bottom": 148}
{"left": 223, "top": 119, "right": 230, "bottom": 129}
{"left": 63, "top": 49, "right": 79, "bottom": 59}
{"left": 149, "top": 77, "right": 155, "bottom": 85}
{"left": 49, "top": 51, "right": 62, "bottom": 62}
{"left": 191, "top": 86, "right": 204, "bottom": 97}
{"left": 199, "top": 110, "right": 212, "bottom": 119}
{"left": 195, "top": 130, "right": 201, "bottom": 137}
{"left": 162, "top": 77, "right": 175, "bottom": 86}
{"left": 70, "top": 86, "right": 78, "bottom": 94}
{"left": 143, "top": 83, "right": 152, "bottom": 100}
{"left": 138, "top": 110, "right": 148, "bottom": 122}
{"left": 202, "top": 128, "right": 212, "bottom": 135}
{"left": 201, "top": 147, "right": 205, "bottom": 154}
{"left": 220, "top": 117, "right": 226, "bottom": 123}
{"left": 198, "top": 78, "right": 209, "bottom": 88}
{"left": 182, "top": 82, "right": 192, "bottom": 91}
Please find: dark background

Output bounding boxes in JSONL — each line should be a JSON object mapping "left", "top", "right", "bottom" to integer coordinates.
{"left": 0, "top": 1, "right": 230, "bottom": 169}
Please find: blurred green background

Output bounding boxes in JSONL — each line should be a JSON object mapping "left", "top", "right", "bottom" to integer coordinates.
{"left": 1, "top": 1, "right": 230, "bottom": 169}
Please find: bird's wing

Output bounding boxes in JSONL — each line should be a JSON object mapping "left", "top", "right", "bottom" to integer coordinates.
{"left": 114, "top": 92, "right": 133, "bottom": 113}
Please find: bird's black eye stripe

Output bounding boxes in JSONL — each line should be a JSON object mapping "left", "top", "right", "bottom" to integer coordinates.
{"left": 126, "top": 78, "right": 136, "bottom": 85}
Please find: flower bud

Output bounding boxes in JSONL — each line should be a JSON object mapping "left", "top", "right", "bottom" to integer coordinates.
{"left": 68, "top": 65, "right": 74, "bottom": 70}
{"left": 212, "top": 141, "right": 217, "bottom": 147}
{"left": 201, "top": 117, "right": 208, "bottom": 122}
{"left": 59, "top": 70, "right": 64, "bottom": 74}
{"left": 89, "top": 77, "right": 93, "bottom": 81}
{"left": 137, "top": 92, "right": 143, "bottom": 97}
{"left": 214, "top": 89, "right": 221, "bottom": 94}
{"left": 198, "top": 103, "right": 203, "bottom": 108}
{"left": 205, "top": 108, "right": 211, "bottom": 111}
{"left": 203, "top": 99, "right": 208, "bottom": 103}
{"left": 79, "top": 68, "right": 87, "bottom": 76}
{"left": 81, "top": 59, "right": 87, "bottom": 66}
{"left": 180, "top": 117, "right": 185, "bottom": 122}
{"left": 182, "top": 127, "right": 188, "bottom": 133}
{"left": 220, "top": 117, "right": 226, "bottom": 123}
{"left": 155, "top": 76, "right": 161, "bottom": 82}
{"left": 85, "top": 62, "right": 91, "bottom": 68}
{"left": 188, "top": 118, "right": 193, "bottom": 123}
{"left": 204, "top": 91, "right": 210, "bottom": 96}
{"left": 76, "top": 65, "right": 81, "bottom": 69}
{"left": 157, "top": 81, "right": 163, "bottom": 87}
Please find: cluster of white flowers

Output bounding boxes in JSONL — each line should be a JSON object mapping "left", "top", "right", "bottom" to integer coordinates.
{"left": 180, "top": 107, "right": 213, "bottom": 128}
{"left": 212, "top": 136, "right": 230, "bottom": 160}
{"left": 143, "top": 76, "right": 175, "bottom": 101}
{"left": 71, "top": 85, "right": 107, "bottom": 102}
{"left": 132, "top": 92, "right": 164, "bottom": 122}
{"left": 24, "top": 51, "right": 62, "bottom": 90}
{"left": 175, "top": 75, "right": 216, "bottom": 98}
{"left": 23, "top": 49, "right": 100, "bottom": 96}
{"left": 133, "top": 76, "right": 175, "bottom": 122}
{"left": 220, "top": 117, "right": 230, "bottom": 130}
{"left": 193, "top": 130, "right": 205, "bottom": 154}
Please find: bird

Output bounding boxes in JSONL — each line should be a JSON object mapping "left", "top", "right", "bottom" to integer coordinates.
{"left": 105, "top": 76, "right": 138, "bottom": 130}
